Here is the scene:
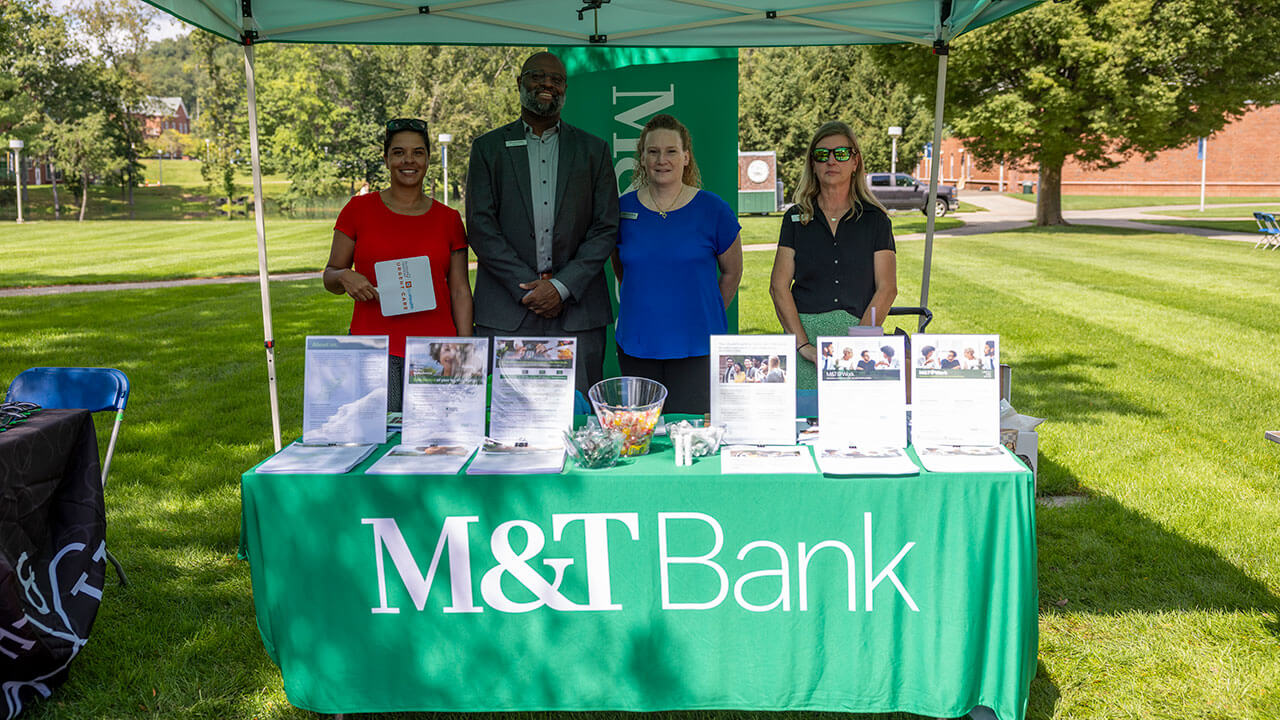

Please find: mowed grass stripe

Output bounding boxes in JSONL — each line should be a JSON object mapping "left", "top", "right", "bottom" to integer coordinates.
{"left": 6, "top": 221, "right": 335, "bottom": 286}
{"left": 957, "top": 239, "right": 1280, "bottom": 336}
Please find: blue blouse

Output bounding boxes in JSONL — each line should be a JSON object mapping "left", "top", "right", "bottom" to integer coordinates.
{"left": 615, "top": 189, "right": 740, "bottom": 359}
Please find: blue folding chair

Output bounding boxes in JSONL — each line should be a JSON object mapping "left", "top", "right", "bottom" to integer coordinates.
{"left": 6, "top": 367, "right": 131, "bottom": 585}
{"left": 1254, "top": 212, "right": 1280, "bottom": 249}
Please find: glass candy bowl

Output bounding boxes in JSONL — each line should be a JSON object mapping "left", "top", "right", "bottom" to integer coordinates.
{"left": 588, "top": 376, "right": 668, "bottom": 456}
{"left": 563, "top": 425, "right": 624, "bottom": 469}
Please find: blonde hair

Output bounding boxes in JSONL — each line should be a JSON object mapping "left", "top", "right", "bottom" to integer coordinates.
{"left": 791, "top": 120, "right": 885, "bottom": 224}
{"left": 630, "top": 113, "right": 702, "bottom": 189}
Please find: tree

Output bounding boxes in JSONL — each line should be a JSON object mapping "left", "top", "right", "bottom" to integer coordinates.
{"left": 46, "top": 112, "right": 126, "bottom": 221}
{"left": 192, "top": 29, "right": 244, "bottom": 216}
{"left": 873, "top": 0, "right": 1280, "bottom": 225}
{"left": 738, "top": 47, "right": 935, "bottom": 200}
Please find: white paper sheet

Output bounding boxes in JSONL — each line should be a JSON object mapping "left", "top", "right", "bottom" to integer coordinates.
{"left": 915, "top": 445, "right": 1028, "bottom": 474}
{"left": 374, "top": 256, "right": 436, "bottom": 316}
{"left": 302, "top": 335, "right": 388, "bottom": 444}
{"left": 366, "top": 443, "right": 476, "bottom": 475}
{"left": 488, "top": 337, "right": 577, "bottom": 447}
{"left": 466, "top": 445, "right": 566, "bottom": 475}
{"left": 817, "top": 335, "right": 907, "bottom": 449}
{"left": 402, "top": 337, "right": 488, "bottom": 446}
{"left": 815, "top": 445, "right": 919, "bottom": 476}
{"left": 911, "top": 334, "right": 1001, "bottom": 448}
{"left": 720, "top": 445, "right": 816, "bottom": 474}
{"left": 255, "top": 442, "right": 376, "bottom": 474}
{"left": 710, "top": 335, "right": 796, "bottom": 444}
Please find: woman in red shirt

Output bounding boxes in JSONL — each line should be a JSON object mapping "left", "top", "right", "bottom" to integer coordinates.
{"left": 323, "top": 118, "right": 473, "bottom": 411}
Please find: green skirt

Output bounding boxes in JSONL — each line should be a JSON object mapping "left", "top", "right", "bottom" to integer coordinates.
{"left": 796, "top": 309, "right": 860, "bottom": 390}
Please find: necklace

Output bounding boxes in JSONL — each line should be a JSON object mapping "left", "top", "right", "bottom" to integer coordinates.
{"left": 651, "top": 186, "right": 684, "bottom": 219}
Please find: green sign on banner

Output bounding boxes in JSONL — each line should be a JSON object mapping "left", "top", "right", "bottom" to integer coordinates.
{"left": 559, "top": 47, "right": 740, "bottom": 376}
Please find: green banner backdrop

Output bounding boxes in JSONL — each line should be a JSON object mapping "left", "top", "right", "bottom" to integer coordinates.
{"left": 560, "top": 47, "right": 740, "bottom": 377}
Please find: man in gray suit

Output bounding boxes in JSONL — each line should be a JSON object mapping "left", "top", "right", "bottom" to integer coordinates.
{"left": 466, "top": 51, "right": 619, "bottom": 393}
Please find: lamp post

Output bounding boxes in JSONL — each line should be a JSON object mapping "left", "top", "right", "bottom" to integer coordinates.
{"left": 887, "top": 126, "right": 902, "bottom": 178}
{"left": 438, "top": 133, "right": 453, "bottom": 206}
{"left": 9, "top": 139, "right": 24, "bottom": 224}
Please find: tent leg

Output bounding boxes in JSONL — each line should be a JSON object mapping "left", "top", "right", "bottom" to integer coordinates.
{"left": 919, "top": 49, "right": 948, "bottom": 331}
{"left": 244, "top": 43, "right": 283, "bottom": 452}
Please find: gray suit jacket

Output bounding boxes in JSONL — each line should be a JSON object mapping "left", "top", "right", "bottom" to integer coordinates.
{"left": 465, "top": 119, "right": 619, "bottom": 332}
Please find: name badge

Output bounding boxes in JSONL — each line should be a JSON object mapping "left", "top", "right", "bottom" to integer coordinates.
{"left": 620, "top": 211, "right": 639, "bottom": 220}
{"left": 505, "top": 139, "right": 528, "bottom": 148}
{"left": 790, "top": 214, "right": 804, "bottom": 222}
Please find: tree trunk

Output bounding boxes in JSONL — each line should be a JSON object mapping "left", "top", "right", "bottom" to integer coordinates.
{"left": 79, "top": 171, "right": 88, "bottom": 222}
{"left": 1035, "top": 162, "right": 1066, "bottom": 226}
{"left": 50, "top": 161, "right": 60, "bottom": 220}
{"left": 127, "top": 167, "right": 134, "bottom": 220}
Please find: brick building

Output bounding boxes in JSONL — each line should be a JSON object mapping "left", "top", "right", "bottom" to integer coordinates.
{"left": 918, "top": 103, "right": 1279, "bottom": 196}
{"left": 135, "top": 96, "right": 190, "bottom": 138}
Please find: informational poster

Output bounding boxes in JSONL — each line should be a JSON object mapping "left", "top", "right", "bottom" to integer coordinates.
{"left": 710, "top": 335, "right": 796, "bottom": 444}
{"left": 912, "top": 334, "right": 1024, "bottom": 473}
{"left": 815, "top": 335, "right": 917, "bottom": 476}
{"left": 467, "top": 337, "right": 576, "bottom": 475}
{"left": 302, "top": 335, "right": 387, "bottom": 445}
{"left": 400, "top": 337, "right": 488, "bottom": 446}
{"left": 374, "top": 256, "right": 436, "bottom": 317}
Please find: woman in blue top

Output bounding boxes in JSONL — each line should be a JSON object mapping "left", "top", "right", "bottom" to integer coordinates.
{"left": 612, "top": 114, "right": 743, "bottom": 414}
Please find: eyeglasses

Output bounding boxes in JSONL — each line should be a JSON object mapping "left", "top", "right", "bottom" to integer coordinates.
{"left": 811, "top": 146, "right": 857, "bottom": 162}
{"left": 521, "top": 70, "right": 567, "bottom": 87}
{"left": 386, "top": 118, "right": 428, "bottom": 134}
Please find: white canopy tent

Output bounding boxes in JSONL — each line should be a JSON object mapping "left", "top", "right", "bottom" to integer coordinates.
{"left": 140, "top": 0, "right": 1045, "bottom": 449}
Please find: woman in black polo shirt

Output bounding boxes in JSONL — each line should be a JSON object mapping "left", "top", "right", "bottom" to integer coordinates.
{"left": 769, "top": 120, "right": 898, "bottom": 390}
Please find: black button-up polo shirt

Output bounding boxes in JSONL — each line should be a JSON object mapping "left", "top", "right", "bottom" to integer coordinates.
{"left": 777, "top": 202, "right": 895, "bottom": 317}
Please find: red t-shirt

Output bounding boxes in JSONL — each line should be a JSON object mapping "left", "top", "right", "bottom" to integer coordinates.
{"left": 334, "top": 193, "right": 467, "bottom": 357}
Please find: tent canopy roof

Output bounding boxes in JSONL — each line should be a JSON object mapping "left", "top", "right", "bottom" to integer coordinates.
{"left": 143, "top": 0, "right": 1042, "bottom": 48}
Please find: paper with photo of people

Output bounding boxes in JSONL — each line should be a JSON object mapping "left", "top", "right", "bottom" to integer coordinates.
{"left": 720, "top": 445, "right": 817, "bottom": 474}
{"left": 302, "top": 335, "right": 388, "bottom": 445}
{"left": 710, "top": 335, "right": 796, "bottom": 445}
{"left": 815, "top": 335, "right": 917, "bottom": 475}
{"left": 912, "top": 334, "right": 1020, "bottom": 473}
{"left": 401, "top": 337, "right": 488, "bottom": 447}
{"left": 467, "top": 337, "right": 576, "bottom": 474}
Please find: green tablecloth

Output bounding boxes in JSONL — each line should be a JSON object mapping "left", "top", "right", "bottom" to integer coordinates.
{"left": 240, "top": 433, "right": 1037, "bottom": 719}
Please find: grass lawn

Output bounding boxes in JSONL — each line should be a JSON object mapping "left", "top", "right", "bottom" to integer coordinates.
{"left": 739, "top": 213, "right": 963, "bottom": 246}
{"left": 3, "top": 224, "right": 1280, "bottom": 718}
{"left": 1002, "top": 193, "right": 1280, "bottom": 211}
{"left": 5, "top": 220, "right": 334, "bottom": 287}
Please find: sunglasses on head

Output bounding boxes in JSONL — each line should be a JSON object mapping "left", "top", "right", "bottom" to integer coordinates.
{"left": 386, "top": 118, "right": 428, "bottom": 134}
{"left": 812, "top": 146, "right": 857, "bottom": 162}
{"left": 521, "top": 69, "right": 567, "bottom": 87}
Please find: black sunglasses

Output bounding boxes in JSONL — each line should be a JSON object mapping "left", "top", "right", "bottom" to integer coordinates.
{"left": 386, "top": 118, "right": 428, "bottom": 134}
{"left": 812, "top": 146, "right": 857, "bottom": 162}
{"left": 521, "top": 69, "right": 567, "bottom": 87}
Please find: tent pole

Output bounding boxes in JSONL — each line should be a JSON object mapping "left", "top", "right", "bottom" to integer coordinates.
{"left": 918, "top": 48, "right": 948, "bottom": 331}
{"left": 243, "top": 42, "right": 283, "bottom": 452}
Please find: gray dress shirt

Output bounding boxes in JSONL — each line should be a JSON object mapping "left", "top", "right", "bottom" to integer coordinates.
{"left": 524, "top": 121, "right": 569, "bottom": 300}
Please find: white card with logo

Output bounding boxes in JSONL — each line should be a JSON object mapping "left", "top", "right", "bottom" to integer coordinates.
{"left": 401, "top": 337, "right": 488, "bottom": 447}
{"left": 302, "top": 335, "right": 388, "bottom": 444}
{"left": 710, "top": 335, "right": 796, "bottom": 445}
{"left": 374, "top": 255, "right": 436, "bottom": 317}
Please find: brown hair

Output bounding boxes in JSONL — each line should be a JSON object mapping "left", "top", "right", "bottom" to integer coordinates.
{"left": 630, "top": 113, "right": 702, "bottom": 189}
{"left": 791, "top": 120, "right": 885, "bottom": 224}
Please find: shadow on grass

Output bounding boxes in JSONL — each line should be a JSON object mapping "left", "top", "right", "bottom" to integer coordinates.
{"left": 1010, "top": 352, "right": 1157, "bottom": 425}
